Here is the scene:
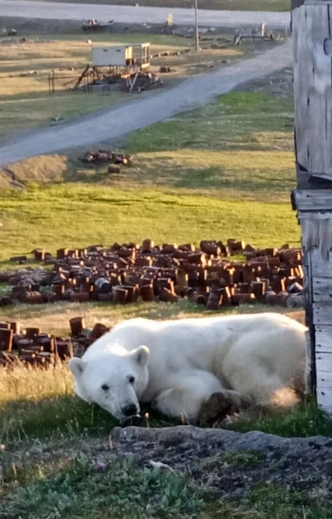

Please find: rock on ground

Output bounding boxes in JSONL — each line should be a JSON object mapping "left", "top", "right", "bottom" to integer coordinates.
{"left": 111, "top": 426, "right": 332, "bottom": 499}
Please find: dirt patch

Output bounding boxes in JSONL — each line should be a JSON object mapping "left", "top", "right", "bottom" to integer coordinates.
{"left": 0, "top": 155, "right": 68, "bottom": 188}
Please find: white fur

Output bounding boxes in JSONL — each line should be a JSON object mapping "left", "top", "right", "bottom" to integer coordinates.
{"left": 69, "top": 313, "right": 307, "bottom": 422}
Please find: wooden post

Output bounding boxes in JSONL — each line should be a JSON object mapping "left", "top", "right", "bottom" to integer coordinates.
{"left": 194, "top": 0, "right": 200, "bottom": 53}
{"left": 292, "top": 0, "right": 332, "bottom": 413}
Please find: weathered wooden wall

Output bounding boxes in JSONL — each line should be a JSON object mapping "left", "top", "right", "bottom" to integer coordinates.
{"left": 292, "top": 0, "right": 332, "bottom": 413}
{"left": 293, "top": 1, "right": 332, "bottom": 178}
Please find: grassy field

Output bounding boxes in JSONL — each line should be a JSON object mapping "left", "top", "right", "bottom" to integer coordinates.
{"left": 32, "top": 0, "right": 290, "bottom": 11}
{"left": 0, "top": 182, "right": 298, "bottom": 261}
{"left": 0, "top": 89, "right": 297, "bottom": 261}
{"left": 0, "top": 38, "right": 313, "bottom": 518}
{"left": 2, "top": 359, "right": 332, "bottom": 519}
{"left": 0, "top": 32, "right": 245, "bottom": 141}
{"left": 0, "top": 36, "right": 127, "bottom": 139}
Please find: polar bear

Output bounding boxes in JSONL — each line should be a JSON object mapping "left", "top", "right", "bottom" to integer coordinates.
{"left": 69, "top": 312, "right": 307, "bottom": 423}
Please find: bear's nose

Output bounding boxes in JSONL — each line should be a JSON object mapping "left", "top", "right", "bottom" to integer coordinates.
{"left": 121, "top": 404, "right": 138, "bottom": 417}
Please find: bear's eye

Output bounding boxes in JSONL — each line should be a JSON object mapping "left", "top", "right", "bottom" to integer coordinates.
{"left": 101, "top": 384, "right": 109, "bottom": 391}
{"left": 128, "top": 376, "right": 135, "bottom": 384}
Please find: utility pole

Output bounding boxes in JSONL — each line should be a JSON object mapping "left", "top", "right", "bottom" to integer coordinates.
{"left": 194, "top": 0, "right": 199, "bottom": 52}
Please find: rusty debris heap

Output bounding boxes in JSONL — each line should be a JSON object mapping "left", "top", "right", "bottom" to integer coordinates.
{"left": 0, "top": 318, "right": 109, "bottom": 367}
{"left": 1, "top": 239, "right": 303, "bottom": 310}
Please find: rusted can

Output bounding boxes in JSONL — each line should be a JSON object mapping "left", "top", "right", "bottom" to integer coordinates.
{"left": 70, "top": 317, "right": 86, "bottom": 337}
{"left": 0, "top": 328, "right": 13, "bottom": 351}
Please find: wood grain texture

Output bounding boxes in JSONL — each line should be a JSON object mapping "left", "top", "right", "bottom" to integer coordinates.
{"left": 293, "top": 3, "right": 332, "bottom": 176}
{"left": 294, "top": 190, "right": 332, "bottom": 211}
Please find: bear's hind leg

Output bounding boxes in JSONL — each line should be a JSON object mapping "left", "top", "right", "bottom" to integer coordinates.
{"left": 227, "top": 366, "right": 301, "bottom": 410}
{"left": 151, "top": 370, "right": 250, "bottom": 423}
{"left": 151, "top": 370, "right": 223, "bottom": 422}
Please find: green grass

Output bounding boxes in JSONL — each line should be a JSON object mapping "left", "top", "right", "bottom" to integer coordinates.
{"left": 3, "top": 464, "right": 332, "bottom": 519}
{"left": 0, "top": 91, "right": 125, "bottom": 138}
{"left": 1, "top": 368, "right": 332, "bottom": 519}
{"left": 225, "top": 398, "right": 332, "bottom": 437}
{"left": 0, "top": 64, "right": 307, "bottom": 519}
{"left": 0, "top": 90, "right": 298, "bottom": 261}
{"left": 228, "top": 485, "right": 332, "bottom": 519}
{"left": 121, "top": 92, "right": 295, "bottom": 198}
{"left": 4, "top": 466, "right": 332, "bottom": 519}
{"left": 0, "top": 182, "right": 299, "bottom": 262}
{"left": 125, "top": 92, "right": 294, "bottom": 154}
{"left": 1, "top": 455, "right": 203, "bottom": 519}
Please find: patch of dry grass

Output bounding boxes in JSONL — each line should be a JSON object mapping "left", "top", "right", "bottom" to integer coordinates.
{"left": 0, "top": 297, "right": 305, "bottom": 337}
{"left": 0, "top": 32, "right": 245, "bottom": 140}
{"left": 0, "top": 37, "right": 127, "bottom": 139}
{"left": 0, "top": 362, "right": 73, "bottom": 404}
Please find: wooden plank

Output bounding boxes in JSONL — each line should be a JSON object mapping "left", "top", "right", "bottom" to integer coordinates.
{"left": 305, "top": 329, "right": 316, "bottom": 394}
{"left": 308, "top": 5, "right": 332, "bottom": 176}
{"left": 299, "top": 211, "right": 332, "bottom": 220}
{"left": 293, "top": 4, "right": 332, "bottom": 176}
{"left": 294, "top": 190, "right": 332, "bottom": 211}
{"left": 311, "top": 249, "right": 332, "bottom": 276}
{"left": 313, "top": 278, "right": 332, "bottom": 302}
{"left": 293, "top": 5, "right": 309, "bottom": 178}
{"left": 305, "top": 1, "right": 332, "bottom": 5}
{"left": 316, "top": 351, "right": 332, "bottom": 372}
{"left": 317, "top": 371, "right": 332, "bottom": 387}
{"left": 313, "top": 303, "right": 332, "bottom": 324}
{"left": 316, "top": 325, "right": 332, "bottom": 351}
{"left": 317, "top": 389, "right": 332, "bottom": 414}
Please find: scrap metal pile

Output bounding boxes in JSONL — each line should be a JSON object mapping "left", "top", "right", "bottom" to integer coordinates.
{"left": 122, "top": 71, "right": 163, "bottom": 92}
{"left": 0, "top": 239, "right": 304, "bottom": 311}
{"left": 80, "top": 70, "right": 163, "bottom": 93}
{"left": 82, "top": 150, "right": 132, "bottom": 165}
{"left": 81, "top": 19, "right": 114, "bottom": 32}
{"left": 0, "top": 318, "right": 109, "bottom": 367}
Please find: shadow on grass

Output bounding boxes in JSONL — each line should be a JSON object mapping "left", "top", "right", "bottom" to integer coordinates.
{"left": 225, "top": 397, "right": 332, "bottom": 438}
{"left": 0, "top": 394, "right": 116, "bottom": 440}
{"left": 0, "top": 393, "right": 178, "bottom": 440}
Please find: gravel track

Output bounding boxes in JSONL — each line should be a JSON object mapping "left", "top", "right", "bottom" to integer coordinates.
{"left": 0, "top": 40, "right": 292, "bottom": 166}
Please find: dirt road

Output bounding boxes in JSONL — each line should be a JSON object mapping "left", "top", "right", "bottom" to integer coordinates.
{"left": 0, "top": 40, "right": 292, "bottom": 166}
{"left": 2, "top": 0, "right": 290, "bottom": 29}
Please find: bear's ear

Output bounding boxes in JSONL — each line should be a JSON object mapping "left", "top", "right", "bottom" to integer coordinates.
{"left": 131, "top": 345, "right": 149, "bottom": 368}
{"left": 68, "top": 358, "right": 86, "bottom": 378}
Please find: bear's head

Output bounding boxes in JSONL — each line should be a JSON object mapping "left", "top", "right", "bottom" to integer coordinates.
{"left": 68, "top": 345, "right": 150, "bottom": 421}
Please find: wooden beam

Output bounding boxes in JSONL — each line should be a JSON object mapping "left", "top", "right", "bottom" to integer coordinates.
{"left": 293, "top": 3, "right": 332, "bottom": 177}
{"left": 317, "top": 390, "right": 332, "bottom": 414}
{"left": 316, "top": 325, "right": 332, "bottom": 351}
{"left": 292, "top": 0, "right": 332, "bottom": 8}
{"left": 317, "top": 371, "right": 332, "bottom": 387}
{"left": 305, "top": 0, "right": 332, "bottom": 4}
{"left": 313, "top": 304, "right": 332, "bottom": 325}
{"left": 313, "top": 278, "right": 332, "bottom": 303}
{"left": 294, "top": 190, "right": 332, "bottom": 211}
{"left": 298, "top": 211, "right": 332, "bottom": 220}
{"left": 316, "top": 352, "right": 332, "bottom": 373}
